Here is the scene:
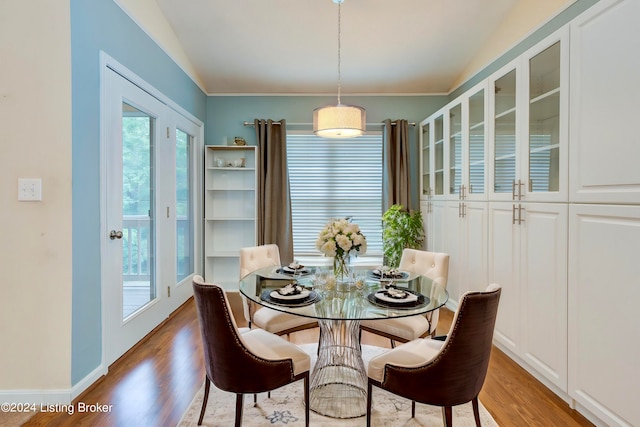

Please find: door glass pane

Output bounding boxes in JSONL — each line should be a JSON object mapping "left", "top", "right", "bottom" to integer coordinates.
{"left": 421, "top": 123, "right": 430, "bottom": 196}
{"left": 122, "top": 102, "right": 156, "bottom": 319}
{"left": 434, "top": 115, "right": 444, "bottom": 195}
{"left": 494, "top": 69, "right": 517, "bottom": 193}
{"left": 468, "top": 89, "right": 485, "bottom": 194}
{"left": 529, "top": 41, "right": 560, "bottom": 192}
{"left": 176, "top": 128, "right": 194, "bottom": 281}
{"left": 449, "top": 104, "right": 462, "bottom": 196}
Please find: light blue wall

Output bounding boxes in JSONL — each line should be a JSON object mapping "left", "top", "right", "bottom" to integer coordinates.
{"left": 70, "top": 0, "right": 206, "bottom": 384}
{"left": 207, "top": 95, "right": 448, "bottom": 209}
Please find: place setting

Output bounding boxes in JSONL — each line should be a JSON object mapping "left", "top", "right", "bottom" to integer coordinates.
{"left": 368, "top": 265, "right": 409, "bottom": 281}
{"left": 276, "top": 260, "right": 312, "bottom": 276}
{"left": 367, "top": 283, "right": 429, "bottom": 309}
{"left": 260, "top": 282, "right": 320, "bottom": 307}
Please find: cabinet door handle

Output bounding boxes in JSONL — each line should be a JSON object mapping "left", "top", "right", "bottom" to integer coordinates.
{"left": 518, "top": 205, "right": 525, "bottom": 224}
{"left": 518, "top": 180, "right": 525, "bottom": 200}
{"left": 459, "top": 203, "right": 462, "bottom": 218}
{"left": 512, "top": 180, "right": 517, "bottom": 200}
{"left": 462, "top": 203, "right": 466, "bottom": 218}
{"left": 512, "top": 204, "right": 517, "bottom": 225}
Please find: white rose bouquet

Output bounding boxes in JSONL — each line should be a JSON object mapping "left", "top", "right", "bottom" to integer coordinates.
{"left": 316, "top": 218, "right": 367, "bottom": 279}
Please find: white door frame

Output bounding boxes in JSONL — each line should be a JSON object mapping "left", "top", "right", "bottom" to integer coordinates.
{"left": 99, "top": 52, "right": 203, "bottom": 367}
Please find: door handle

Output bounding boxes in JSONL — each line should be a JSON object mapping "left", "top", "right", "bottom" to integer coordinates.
{"left": 109, "top": 230, "right": 123, "bottom": 240}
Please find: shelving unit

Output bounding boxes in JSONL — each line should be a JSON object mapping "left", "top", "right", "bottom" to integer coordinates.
{"left": 204, "top": 145, "right": 257, "bottom": 290}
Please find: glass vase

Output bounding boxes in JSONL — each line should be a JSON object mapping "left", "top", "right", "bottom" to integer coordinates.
{"left": 333, "top": 253, "right": 352, "bottom": 284}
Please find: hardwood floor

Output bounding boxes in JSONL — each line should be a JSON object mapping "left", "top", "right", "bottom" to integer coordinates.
{"left": 23, "top": 297, "right": 593, "bottom": 427}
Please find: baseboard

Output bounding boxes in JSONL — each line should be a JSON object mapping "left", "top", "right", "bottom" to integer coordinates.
{"left": 70, "top": 363, "right": 108, "bottom": 401}
{"left": 0, "top": 364, "right": 107, "bottom": 405}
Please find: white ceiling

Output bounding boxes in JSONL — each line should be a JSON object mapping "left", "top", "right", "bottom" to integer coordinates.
{"left": 153, "top": 0, "right": 568, "bottom": 95}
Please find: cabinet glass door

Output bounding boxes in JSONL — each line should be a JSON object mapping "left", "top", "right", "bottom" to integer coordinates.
{"left": 493, "top": 69, "right": 517, "bottom": 194}
{"left": 421, "top": 122, "right": 431, "bottom": 198}
{"left": 434, "top": 115, "right": 445, "bottom": 196}
{"left": 528, "top": 41, "right": 560, "bottom": 193}
{"left": 468, "top": 89, "right": 485, "bottom": 195}
{"left": 449, "top": 104, "right": 463, "bottom": 197}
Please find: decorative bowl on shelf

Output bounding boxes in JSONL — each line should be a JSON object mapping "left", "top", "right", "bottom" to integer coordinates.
{"left": 231, "top": 158, "right": 245, "bottom": 167}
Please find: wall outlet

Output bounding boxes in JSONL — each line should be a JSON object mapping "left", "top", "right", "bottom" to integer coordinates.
{"left": 18, "top": 178, "right": 42, "bottom": 201}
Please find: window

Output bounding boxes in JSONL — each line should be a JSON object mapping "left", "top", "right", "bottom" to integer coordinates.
{"left": 176, "top": 128, "right": 194, "bottom": 281}
{"left": 287, "top": 133, "right": 383, "bottom": 263}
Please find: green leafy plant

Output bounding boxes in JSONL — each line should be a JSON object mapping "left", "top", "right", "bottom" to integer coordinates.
{"left": 382, "top": 204, "right": 425, "bottom": 268}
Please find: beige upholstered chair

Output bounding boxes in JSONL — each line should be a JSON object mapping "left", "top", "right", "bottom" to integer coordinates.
{"left": 366, "top": 284, "right": 501, "bottom": 427}
{"left": 239, "top": 244, "right": 317, "bottom": 336}
{"left": 360, "top": 249, "right": 450, "bottom": 347}
{"left": 192, "top": 276, "right": 310, "bottom": 427}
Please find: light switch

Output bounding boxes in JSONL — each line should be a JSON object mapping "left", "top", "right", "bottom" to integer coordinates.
{"left": 18, "top": 178, "right": 42, "bottom": 201}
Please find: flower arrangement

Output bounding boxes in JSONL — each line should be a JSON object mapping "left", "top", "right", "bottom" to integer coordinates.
{"left": 316, "top": 218, "right": 367, "bottom": 279}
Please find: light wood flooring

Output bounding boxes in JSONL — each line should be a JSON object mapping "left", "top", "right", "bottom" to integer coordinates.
{"left": 22, "top": 297, "right": 594, "bottom": 426}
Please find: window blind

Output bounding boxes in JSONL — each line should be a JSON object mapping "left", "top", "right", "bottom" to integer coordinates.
{"left": 287, "top": 133, "right": 383, "bottom": 259}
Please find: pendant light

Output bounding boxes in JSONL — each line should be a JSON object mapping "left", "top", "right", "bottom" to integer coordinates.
{"left": 313, "top": 0, "right": 366, "bottom": 138}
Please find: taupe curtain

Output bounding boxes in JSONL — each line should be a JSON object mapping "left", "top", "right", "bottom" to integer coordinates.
{"left": 383, "top": 119, "right": 413, "bottom": 211}
{"left": 254, "top": 119, "right": 294, "bottom": 264}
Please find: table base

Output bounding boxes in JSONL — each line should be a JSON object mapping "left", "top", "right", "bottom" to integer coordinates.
{"left": 309, "top": 319, "right": 367, "bottom": 418}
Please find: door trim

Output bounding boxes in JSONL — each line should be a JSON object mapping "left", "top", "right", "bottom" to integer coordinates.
{"left": 99, "top": 51, "right": 203, "bottom": 367}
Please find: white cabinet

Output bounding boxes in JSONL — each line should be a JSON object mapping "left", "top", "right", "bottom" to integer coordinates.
{"left": 204, "top": 146, "right": 257, "bottom": 290}
{"left": 443, "top": 201, "right": 488, "bottom": 306}
{"left": 569, "top": 0, "right": 640, "bottom": 204}
{"left": 420, "top": 82, "right": 489, "bottom": 204}
{"left": 568, "top": 204, "right": 640, "bottom": 427}
{"left": 488, "top": 201, "right": 568, "bottom": 391}
{"left": 422, "top": 200, "right": 446, "bottom": 254}
{"left": 419, "top": 111, "right": 446, "bottom": 201}
{"left": 489, "top": 30, "right": 568, "bottom": 203}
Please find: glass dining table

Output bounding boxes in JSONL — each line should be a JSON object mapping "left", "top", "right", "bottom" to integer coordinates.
{"left": 239, "top": 265, "right": 449, "bottom": 419}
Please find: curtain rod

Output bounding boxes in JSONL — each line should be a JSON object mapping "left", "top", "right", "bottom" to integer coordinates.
{"left": 242, "top": 121, "right": 416, "bottom": 127}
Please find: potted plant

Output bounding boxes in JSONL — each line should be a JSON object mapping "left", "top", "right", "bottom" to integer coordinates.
{"left": 382, "top": 204, "right": 425, "bottom": 268}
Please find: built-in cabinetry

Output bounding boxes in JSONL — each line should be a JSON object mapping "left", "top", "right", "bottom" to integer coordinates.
{"left": 420, "top": 24, "right": 571, "bottom": 412}
{"left": 489, "top": 36, "right": 568, "bottom": 203}
{"left": 420, "top": 1, "right": 640, "bottom": 424}
{"left": 488, "top": 201, "right": 567, "bottom": 391}
{"left": 204, "top": 146, "right": 257, "bottom": 290}
{"left": 420, "top": 82, "right": 489, "bottom": 305}
{"left": 488, "top": 29, "right": 569, "bottom": 395}
{"left": 567, "top": 1, "right": 640, "bottom": 425}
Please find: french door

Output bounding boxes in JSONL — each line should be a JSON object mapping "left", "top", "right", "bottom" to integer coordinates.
{"left": 102, "top": 64, "right": 201, "bottom": 366}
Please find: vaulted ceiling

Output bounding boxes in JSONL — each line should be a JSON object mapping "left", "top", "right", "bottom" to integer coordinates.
{"left": 151, "top": 0, "right": 573, "bottom": 95}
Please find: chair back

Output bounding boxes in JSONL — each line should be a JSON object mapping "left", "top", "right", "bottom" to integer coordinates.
{"left": 399, "top": 249, "right": 449, "bottom": 288}
{"left": 383, "top": 284, "right": 501, "bottom": 406}
{"left": 239, "top": 244, "right": 281, "bottom": 279}
{"left": 192, "top": 275, "right": 294, "bottom": 393}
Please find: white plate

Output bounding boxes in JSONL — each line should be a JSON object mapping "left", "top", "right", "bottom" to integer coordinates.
{"left": 270, "top": 289, "right": 311, "bottom": 301}
{"left": 374, "top": 290, "right": 418, "bottom": 304}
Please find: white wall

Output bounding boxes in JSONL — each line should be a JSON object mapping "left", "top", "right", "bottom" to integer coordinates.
{"left": 0, "top": 0, "right": 72, "bottom": 391}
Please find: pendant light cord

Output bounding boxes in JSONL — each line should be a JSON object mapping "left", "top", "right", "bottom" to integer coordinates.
{"left": 337, "top": 0, "right": 342, "bottom": 104}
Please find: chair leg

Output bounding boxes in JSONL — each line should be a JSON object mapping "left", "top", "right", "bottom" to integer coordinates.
{"left": 197, "top": 377, "right": 210, "bottom": 425}
{"left": 304, "top": 375, "right": 310, "bottom": 427}
{"left": 253, "top": 393, "right": 257, "bottom": 405}
{"left": 235, "top": 394, "right": 243, "bottom": 427}
{"left": 366, "top": 382, "right": 373, "bottom": 427}
{"left": 442, "top": 406, "right": 453, "bottom": 427}
{"left": 412, "top": 400, "right": 416, "bottom": 418}
{"left": 390, "top": 339, "right": 396, "bottom": 348}
{"left": 472, "top": 397, "right": 482, "bottom": 426}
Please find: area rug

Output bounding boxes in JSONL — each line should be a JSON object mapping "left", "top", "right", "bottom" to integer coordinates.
{"left": 178, "top": 344, "right": 499, "bottom": 426}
